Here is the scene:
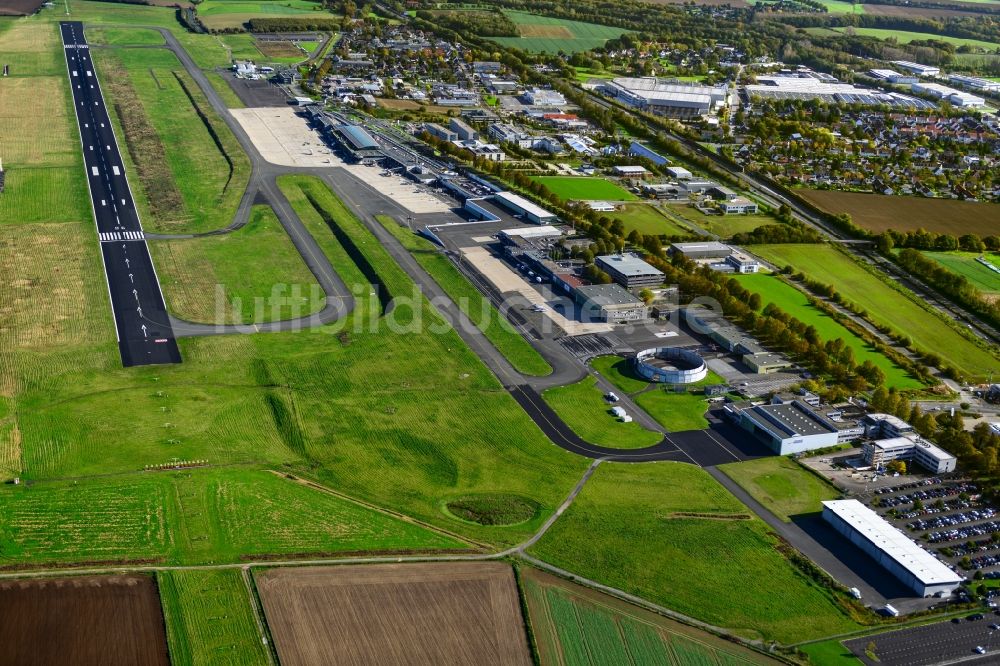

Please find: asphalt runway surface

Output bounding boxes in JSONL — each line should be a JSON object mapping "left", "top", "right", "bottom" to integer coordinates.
{"left": 845, "top": 614, "right": 1000, "bottom": 666}
{"left": 61, "top": 22, "right": 181, "bottom": 367}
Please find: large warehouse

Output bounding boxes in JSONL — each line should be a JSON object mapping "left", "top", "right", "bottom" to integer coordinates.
{"left": 822, "top": 500, "right": 963, "bottom": 597}
{"left": 493, "top": 191, "right": 556, "bottom": 224}
{"left": 575, "top": 284, "right": 648, "bottom": 323}
{"left": 732, "top": 399, "right": 841, "bottom": 455}
{"left": 601, "top": 77, "right": 729, "bottom": 119}
{"left": 744, "top": 77, "right": 935, "bottom": 109}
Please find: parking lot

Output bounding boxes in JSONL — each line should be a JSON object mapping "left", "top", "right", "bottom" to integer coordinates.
{"left": 844, "top": 614, "right": 1000, "bottom": 666}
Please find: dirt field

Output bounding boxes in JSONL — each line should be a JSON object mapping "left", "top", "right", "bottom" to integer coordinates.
{"left": 255, "top": 39, "right": 302, "bottom": 58}
{"left": 799, "top": 189, "right": 1000, "bottom": 236}
{"left": 257, "top": 562, "right": 533, "bottom": 666}
{"left": 519, "top": 24, "right": 574, "bottom": 38}
{"left": 0, "top": 574, "right": 171, "bottom": 665}
{"left": 0, "top": 0, "right": 45, "bottom": 16}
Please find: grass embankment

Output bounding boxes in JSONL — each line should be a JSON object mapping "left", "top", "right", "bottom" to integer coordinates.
{"left": 734, "top": 273, "right": 921, "bottom": 389}
{"left": 158, "top": 569, "right": 271, "bottom": 666}
{"left": 151, "top": 205, "right": 325, "bottom": 325}
{"left": 521, "top": 567, "right": 781, "bottom": 665}
{"left": 531, "top": 176, "right": 638, "bottom": 201}
{"left": 751, "top": 244, "right": 1000, "bottom": 379}
{"left": 542, "top": 377, "right": 662, "bottom": 449}
{"left": 590, "top": 356, "right": 723, "bottom": 431}
{"left": 529, "top": 462, "right": 862, "bottom": 643}
{"left": 376, "top": 214, "right": 552, "bottom": 377}
{"left": 94, "top": 46, "right": 249, "bottom": 234}
{"left": 719, "top": 456, "right": 841, "bottom": 522}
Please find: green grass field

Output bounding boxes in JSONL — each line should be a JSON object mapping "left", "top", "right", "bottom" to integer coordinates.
{"left": 529, "top": 462, "right": 861, "bottom": 643}
{"left": 376, "top": 214, "right": 552, "bottom": 376}
{"left": 800, "top": 638, "right": 862, "bottom": 665}
{"left": 532, "top": 176, "right": 638, "bottom": 201}
{"left": 0, "top": 468, "right": 466, "bottom": 566}
{"left": 669, "top": 205, "right": 773, "bottom": 239}
{"left": 158, "top": 569, "right": 271, "bottom": 666}
{"left": 196, "top": 0, "right": 337, "bottom": 30}
{"left": 608, "top": 203, "right": 692, "bottom": 236}
{"left": 490, "top": 11, "right": 627, "bottom": 53}
{"left": 88, "top": 26, "right": 165, "bottom": 46}
{"left": 750, "top": 245, "right": 1000, "bottom": 379}
{"left": 923, "top": 251, "right": 1000, "bottom": 294}
{"left": 718, "top": 457, "right": 840, "bottom": 522}
{"left": 151, "top": 205, "right": 325, "bottom": 325}
{"left": 94, "top": 46, "right": 250, "bottom": 234}
{"left": 543, "top": 377, "right": 663, "bottom": 449}
{"left": 819, "top": 26, "right": 1000, "bottom": 50}
{"left": 521, "top": 567, "right": 778, "bottom": 665}
{"left": 734, "top": 273, "right": 921, "bottom": 389}
{"left": 814, "top": 0, "right": 865, "bottom": 13}
{"left": 590, "top": 355, "right": 650, "bottom": 394}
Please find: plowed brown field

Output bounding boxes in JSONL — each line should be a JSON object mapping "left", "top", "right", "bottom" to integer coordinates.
{"left": 0, "top": 574, "right": 171, "bottom": 666}
{"left": 257, "top": 562, "right": 533, "bottom": 666}
{"left": 0, "top": 0, "right": 45, "bottom": 16}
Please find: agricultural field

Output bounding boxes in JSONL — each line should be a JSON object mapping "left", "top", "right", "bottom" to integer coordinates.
{"left": 529, "top": 462, "right": 862, "bottom": 643}
{"left": 151, "top": 206, "right": 325, "bottom": 325}
{"left": 490, "top": 11, "right": 627, "bottom": 53}
{"left": 0, "top": 574, "right": 170, "bottom": 665}
{"left": 799, "top": 188, "right": 1000, "bottom": 237}
{"left": 813, "top": 0, "right": 865, "bottom": 13}
{"left": 822, "top": 25, "right": 1000, "bottom": 50}
{"left": 532, "top": 176, "right": 639, "bottom": 201}
{"left": 94, "top": 46, "right": 250, "bottom": 234}
{"left": 195, "top": 0, "right": 337, "bottom": 31}
{"left": 256, "top": 563, "right": 532, "bottom": 666}
{"left": 0, "top": 21, "right": 90, "bottom": 226}
{"left": 718, "top": 456, "right": 841, "bottom": 522}
{"left": 521, "top": 567, "right": 779, "bottom": 666}
{"left": 376, "top": 214, "right": 552, "bottom": 376}
{"left": 607, "top": 203, "right": 692, "bottom": 236}
{"left": 922, "top": 251, "right": 1000, "bottom": 295}
{"left": 542, "top": 377, "right": 663, "bottom": 449}
{"left": 0, "top": 468, "right": 467, "bottom": 566}
{"left": 750, "top": 244, "right": 1000, "bottom": 378}
{"left": 0, "top": 0, "right": 46, "bottom": 16}
{"left": 734, "top": 273, "right": 921, "bottom": 389}
{"left": 668, "top": 205, "right": 773, "bottom": 239}
{"left": 158, "top": 569, "right": 271, "bottom": 666}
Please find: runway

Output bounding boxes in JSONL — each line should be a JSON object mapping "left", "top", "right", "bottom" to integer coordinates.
{"left": 60, "top": 21, "right": 181, "bottom": 367}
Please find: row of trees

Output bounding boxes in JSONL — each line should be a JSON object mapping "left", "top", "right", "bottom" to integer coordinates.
{"left": 877, "top": 230, "right": 1000, "bottom": 254}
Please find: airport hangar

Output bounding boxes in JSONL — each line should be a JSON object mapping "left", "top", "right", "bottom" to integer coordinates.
{"left": 823, "top": 500, "right": 964, "bottom": 598}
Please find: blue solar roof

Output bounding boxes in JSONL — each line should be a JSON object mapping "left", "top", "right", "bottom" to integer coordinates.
{"left": 338, "top": 124, "right": 379, "bottom": 151}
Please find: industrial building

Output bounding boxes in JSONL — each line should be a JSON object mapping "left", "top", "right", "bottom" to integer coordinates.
{"left": 948, "top": 74, "right": 1000, "bottom": 93}
{"left": 575, "top": 284, "right": 648, "bottom": 322}
{"left": 862, "top": 413, "right": 915, "bottom": 439}
{"left": 493, "top": 191, "right": 557, "bottom": 224}
{"left": 669, "top": 241, "right": 732, "bottom": 259}
{"left": 911, "top": 81, "right": 985, "bottom": 107}
{"left": 867, "top": 69, "right": 917, "bottom": 85}
{"left": 629, "top": 141, "right": 669, "bottom": 166}
{"left": 601, "top": 77, "right": 728, "bottom": 118}
{"left": 745, "top": 76, "right": 935, "bottom": 109}
{"left": 731, "top": 399, "right": 841, "bottom": 455}
{"left": 892, "top": 60, "right": 940, "bottom": 77}
{"left": 725, "top": 252, "right": 760, "bottom": 273}
{"left": 743, "top": 352, "right": 792, "bottom": 374}
{"left": 596, "top": 253, "right": 665, "bottom": 288}
{"left": 488, "top": 123, "right": 533, "bottom": 148}
{"left": 822, "top": 500, "right": 963, "bottom": 597}
{"left": 862, "top": 436, "right": 957, "bottom": 474}
{"left": 666, "top": 166, "right": 693, "bottom": 180}
{"left": 521, "top": 87, "right": 566, "bottom": 106}
{"left": 718, "top": 197, "right": 758, "bottom": 215}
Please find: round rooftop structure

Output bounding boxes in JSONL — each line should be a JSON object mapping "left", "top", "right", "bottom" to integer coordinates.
{"left": 634, "top": 347, "right": 708, "bottom": 384}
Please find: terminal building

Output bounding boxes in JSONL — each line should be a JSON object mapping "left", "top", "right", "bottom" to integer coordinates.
{"left": 862, "top": 436, "right": 957, "bottom": 474}
{"left": 822, "top": 499, "right": 963, "bottom": 597}
{"left": 595, "top": 253, "right": 665, "bottom": 289}
{"left": 601, "top": 77, "right": 729, "bottom": 118}
{"left": 332, "top": 124, "right": 383, "bottom": 164}
{"left": 575, "top": 284, "right": 648, "bottom": 323}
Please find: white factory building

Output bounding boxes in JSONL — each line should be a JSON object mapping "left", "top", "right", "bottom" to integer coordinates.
{"left": 600, "top": 77, "right": 729, "bottom": 119}
{"left": 822, "top": 500, "right": 963, "bottom": 597}
{"left": 911, "top": 81, "right": 985, "bottom": 107}
{"left": 947, "top": 74, "right": 1000, "bottom": 93}
{"left": 862, "top": 436, "right": 957, "bottom": 474}
{"left": 891, "top": 60, "right": 940, "bottom": 77}
{"left": 732, "top": 399, "right": 842, "bottom": 455}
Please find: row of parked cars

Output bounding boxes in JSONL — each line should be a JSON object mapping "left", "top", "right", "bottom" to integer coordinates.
{"left": 908, "top": 508, "right": 997, "bottom": 532}
{"left": 928, "top": 520, "right": 1000, "bottom": 545}
{"left": 896, "top": 498, "right": 980, "bottom": 521}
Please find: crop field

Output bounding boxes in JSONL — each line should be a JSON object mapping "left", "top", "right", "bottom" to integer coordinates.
{"left": 196, "top": 0, "right": 337, "bottom": 30}
{"left": 0, "top": 22, "right": 90, "bottom": 226}
{"left": 532, "top": 176, "right": 638, "bottom": 201}
{"left": 825, "top": 25, "right": 1000, "bottom": 49}
{"left": 799, "top": 189, "right": 1000, "bottom": 237}
{"left": 94, "top": 46, "right": 250, "bottom": 234}
{"left": 521, "top": 567, "right": 778, "bottom": 666}
{"left": 529, "top": 462, "right": 861, "bottom": 643}
{"left": 158, "top": 569, "right": 270, "bottom": 665}
{"left": 0, "top": 574, "right": 170, "bottom": 665}
{"left": 490, "top": 11, "right": 627, "bottom": 53}
{"left": 751, "top": 244, "right": 1000, "bottom": 378}
{"left": 543, "top": 377, "right": 663, "bottom": 449}
{"left": 151, "top": 206, "right": 325, "bottom": 325}
{"left": 923, "top": 251, "right": 1000, "bottom": 294}
{"left": 0, "top": 0, "right": 46, "bottom": 16}
{"left": 0, "top": 468, "right": 465, "bottom": 567}
{"left": 257, "top": 563, "right": 532, "bottom": 666}
{"left": 719, "top": 456, "right": 840, "bottom": 522}
{"left": 377, "top": 214, "right": 552, "bottom": 376}
{"left": 734, "top": 273, "right": 921, "bottom": 389}
{"left": 607, "top": 203, "right": 691, "bottom": 236}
